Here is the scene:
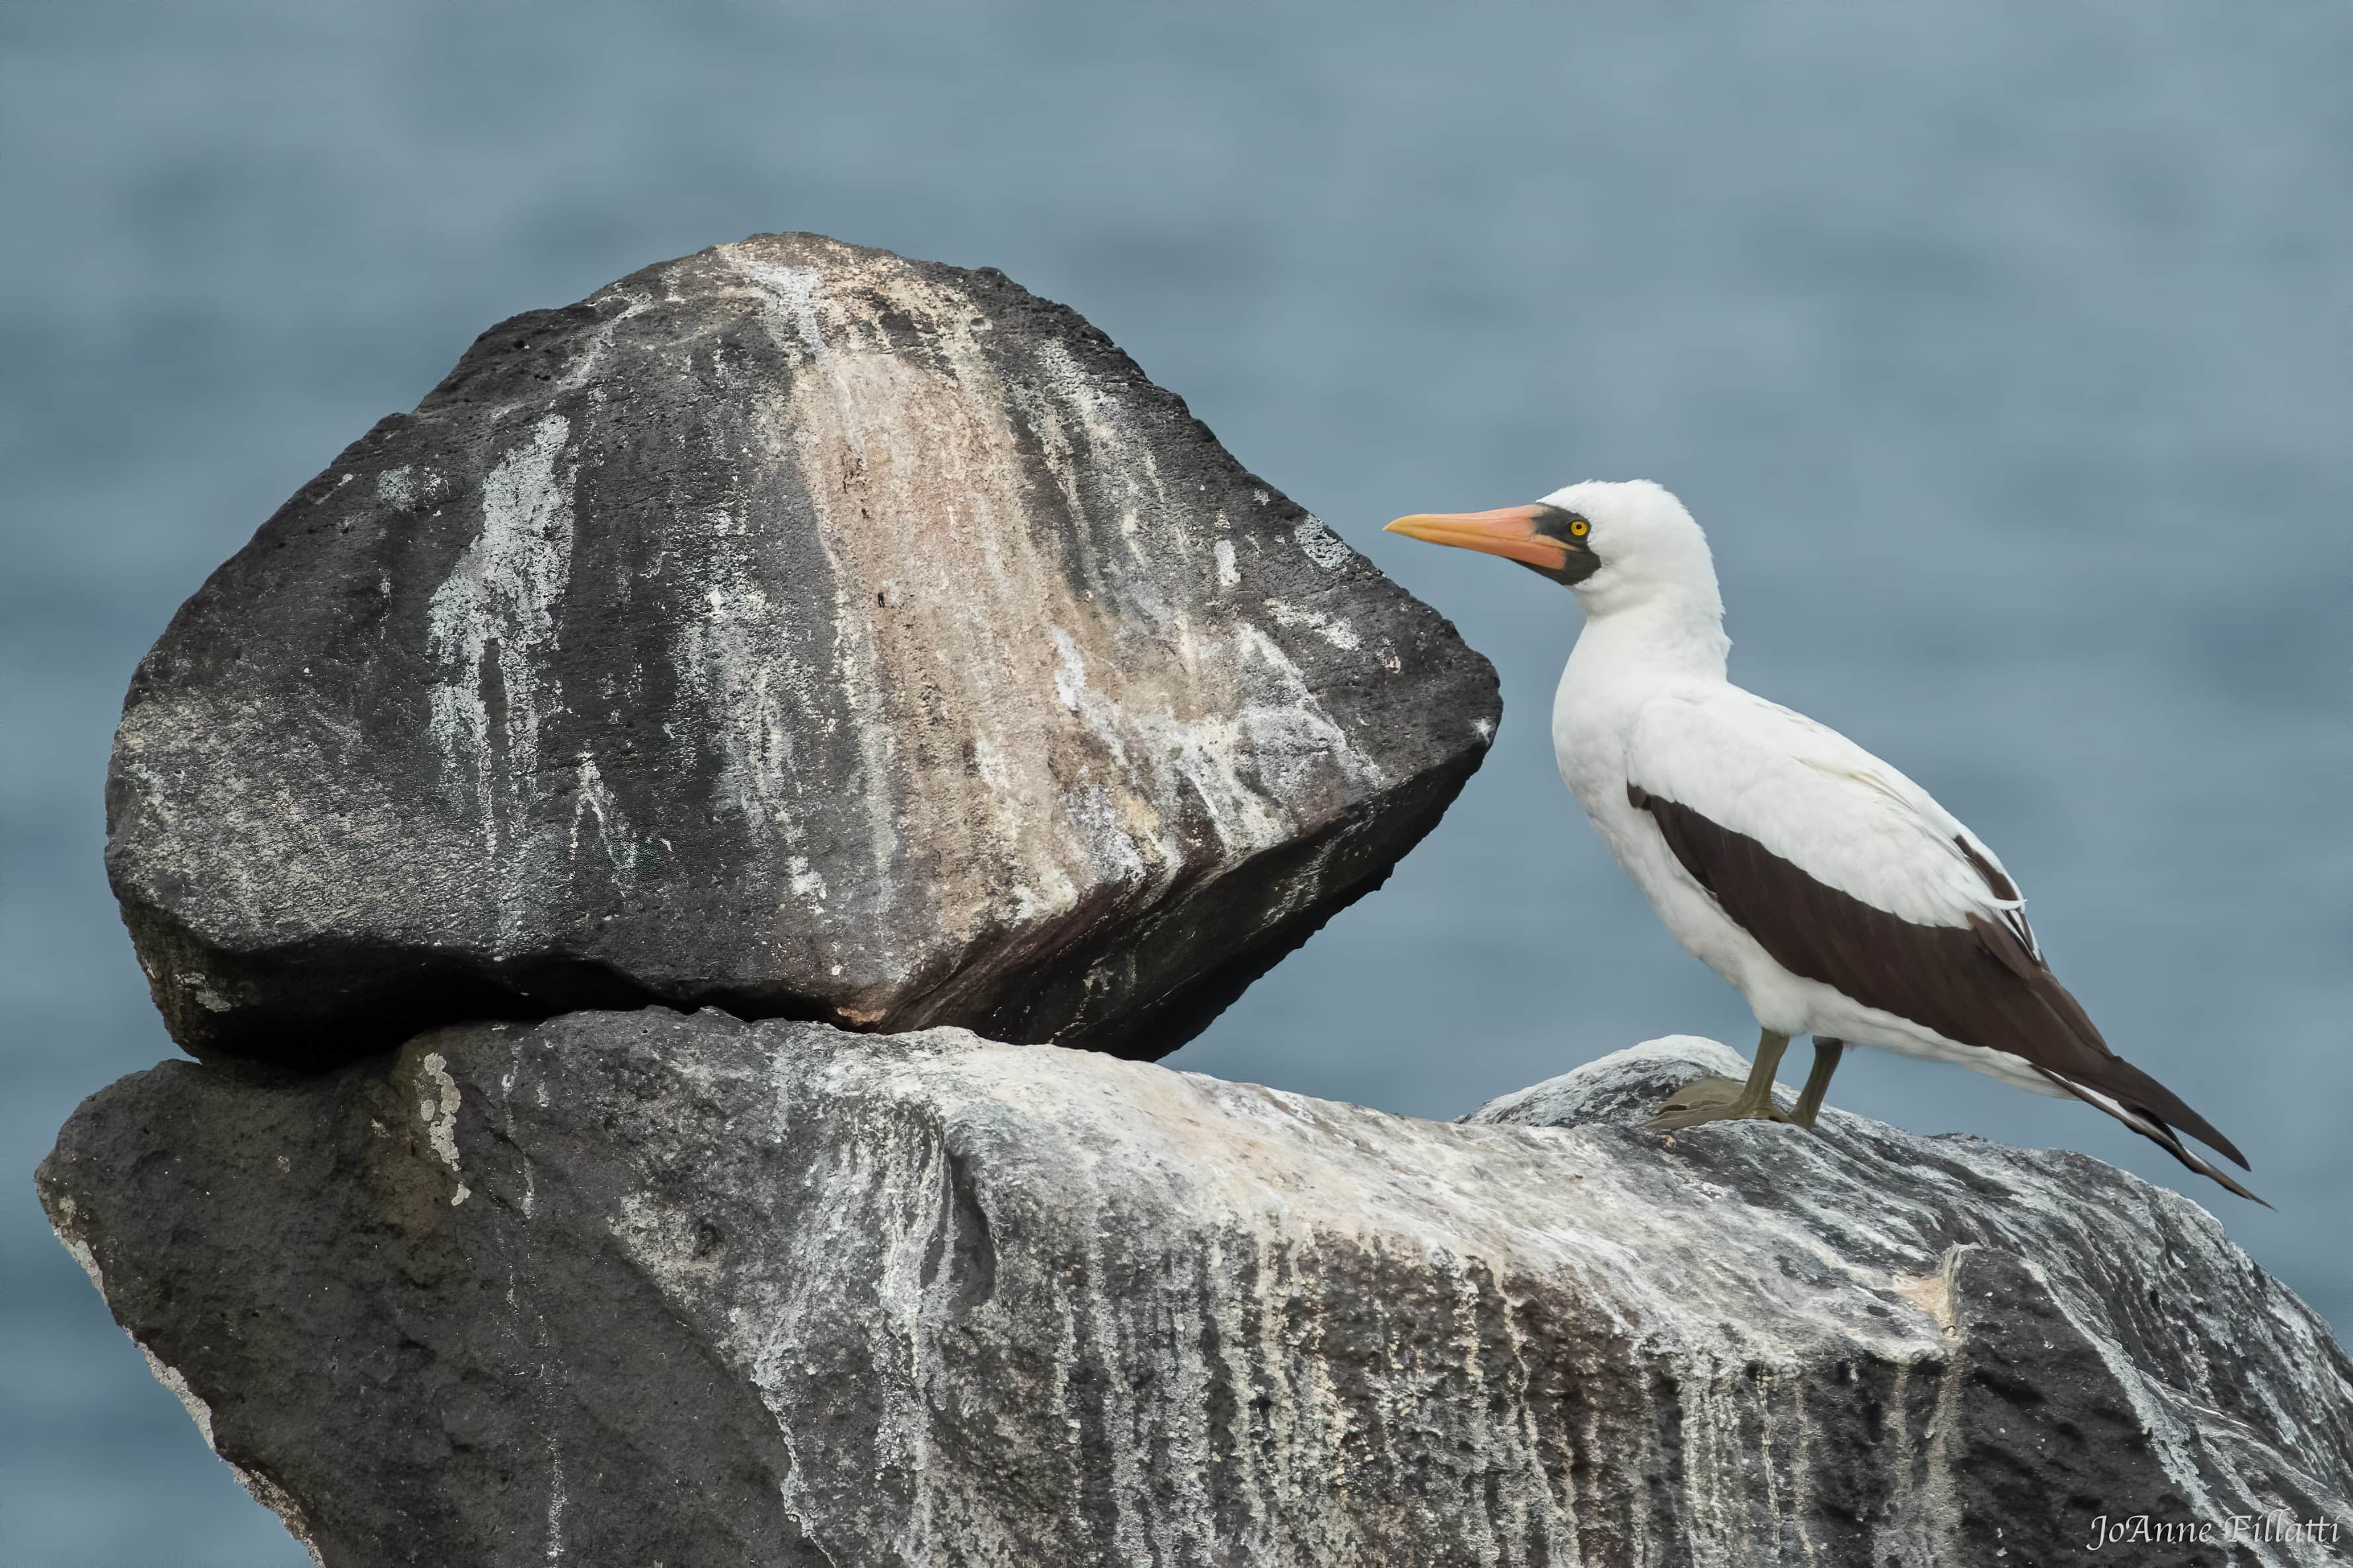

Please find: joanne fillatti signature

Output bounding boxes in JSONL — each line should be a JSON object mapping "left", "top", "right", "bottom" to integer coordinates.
{"left": 2085, "top": 1511, "right": 2343, "bottom": 1551}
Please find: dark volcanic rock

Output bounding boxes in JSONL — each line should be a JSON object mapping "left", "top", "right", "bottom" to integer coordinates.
{"left": 41, "top": 1018, "right": 2353, "bottom": 1567}
{"left": 108, "top": 232, "right": 1497, "bottom": 1068}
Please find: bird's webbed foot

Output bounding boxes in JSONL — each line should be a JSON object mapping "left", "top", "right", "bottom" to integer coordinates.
{"left": 1644, "top": 1074, "right": 1794, "bottom": 1130}
{"left": 1646, "top": 1029, "right": 1806, "bottom": 1131}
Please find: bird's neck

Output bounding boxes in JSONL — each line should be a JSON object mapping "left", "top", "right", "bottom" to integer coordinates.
{"left": 1568, "top": 589, "right": 1732, "bottom": 687}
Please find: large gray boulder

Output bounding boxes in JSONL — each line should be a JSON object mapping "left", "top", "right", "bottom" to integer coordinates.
{"left": 40, "top": 1015, "right": 2352, "bottom": 1567}
{"left": 108, "top": 233, "right": 1496, "bottom": 1068}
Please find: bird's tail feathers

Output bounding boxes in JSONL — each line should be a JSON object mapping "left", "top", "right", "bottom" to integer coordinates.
{"left": 1997, "top": 948, "right": 2249, "bottom": 1171}
{"left": 2038, "top": 1067, "right": 2268, "bottom": 1207}
{"left": 2071, "top": 1054, "right": 2249, "bottom": 1171}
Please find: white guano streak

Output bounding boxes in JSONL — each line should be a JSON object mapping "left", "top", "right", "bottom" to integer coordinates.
{"left": 424, "top": 415, "right": 577, "bottom": 911}
{"left": 1262, "top": 598, "right": 1362, "bottom": 651}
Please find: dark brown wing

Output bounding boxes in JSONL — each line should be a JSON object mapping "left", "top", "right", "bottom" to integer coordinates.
{"left": 1628, "top": 783, "right": 2250, "bottom": 1181}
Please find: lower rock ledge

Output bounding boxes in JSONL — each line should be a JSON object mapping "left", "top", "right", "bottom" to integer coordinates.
{"left": 37, "top": 1012, "right": 2353, "bottom": 1567}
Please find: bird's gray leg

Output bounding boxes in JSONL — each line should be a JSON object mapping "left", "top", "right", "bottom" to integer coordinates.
{"left": 1790, "top": 1037, "right": 1845, "bottom": 1129}
{"left": 1647, "top": 1029, "right": 1796, "bottom": 1129}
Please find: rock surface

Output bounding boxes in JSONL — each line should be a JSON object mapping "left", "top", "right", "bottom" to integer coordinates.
{"left": 42, "top": 1016, "right": 2352, "bottom": 1567}
{"left": 107, "top": 232, "right": 1496, "bottom": 1068}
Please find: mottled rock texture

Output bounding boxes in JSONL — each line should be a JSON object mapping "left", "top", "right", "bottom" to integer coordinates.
{"left": 108, "top": 232, "right": 1497, "bottom": 1068}
{"left": 41, "top": 1016, "right": 2352, "bottom": 1567}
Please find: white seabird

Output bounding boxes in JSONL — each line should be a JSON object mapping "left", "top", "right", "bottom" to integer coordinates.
{"left": 1387, "top": 479, "right": 2258, "bottom": 1202}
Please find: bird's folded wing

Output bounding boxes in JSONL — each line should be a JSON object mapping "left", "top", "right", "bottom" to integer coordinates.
{"left": 1623, "top": 686, "right": 2249, "bottom": 1174}
{"left": 1624, "top": 685, "right": 2016, "bottom": 931}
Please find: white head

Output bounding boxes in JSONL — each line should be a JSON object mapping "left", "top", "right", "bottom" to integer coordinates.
{"left": 1385, "top": 478, "right": 1724, "bottom": 624}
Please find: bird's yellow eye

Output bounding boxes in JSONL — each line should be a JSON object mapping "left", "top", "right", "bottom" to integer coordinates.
{"left": 1570, "top": 519, "right": 1590, "bottom": 537}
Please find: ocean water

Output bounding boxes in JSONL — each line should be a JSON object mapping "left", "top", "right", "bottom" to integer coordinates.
{"left": 3, "top": 4, "right": 2344, "bottom": 1561}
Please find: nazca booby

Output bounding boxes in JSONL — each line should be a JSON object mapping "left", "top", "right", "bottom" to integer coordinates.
{"left": 1387, "top": 480, "right": 2258, "bottom": 1203}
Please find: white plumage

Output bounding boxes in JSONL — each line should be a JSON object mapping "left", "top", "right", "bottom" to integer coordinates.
{"left": 1387, "top": 478, "right": 2256, "bottom": 1199}
{"left": 1546, "top": 489, "right": 2054, "bottom": 1095}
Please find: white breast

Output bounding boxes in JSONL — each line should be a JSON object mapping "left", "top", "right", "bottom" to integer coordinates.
{"left": 1551, "top": 653, "right": 1778, "bottom": 995}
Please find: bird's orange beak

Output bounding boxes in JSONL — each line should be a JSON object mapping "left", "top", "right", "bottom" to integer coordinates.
{"left": 1383, "top": 505, "right": 1569, "bottom": 572}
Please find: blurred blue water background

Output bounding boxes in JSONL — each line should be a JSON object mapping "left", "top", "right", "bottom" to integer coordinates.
{"left": 4, "top": 3, "right": 2346, "bottom": 1561}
